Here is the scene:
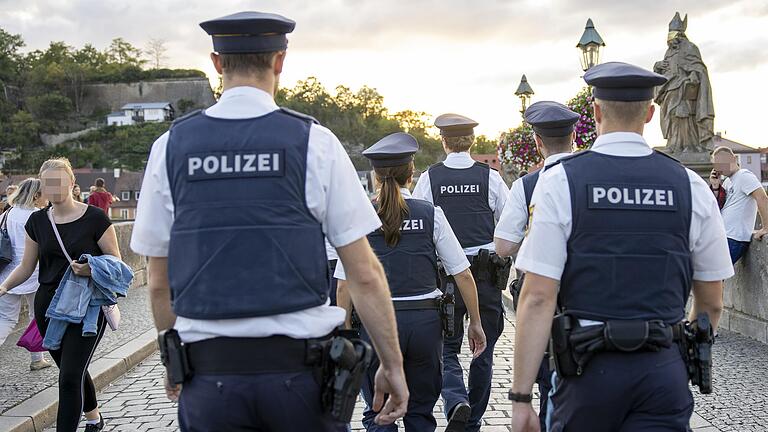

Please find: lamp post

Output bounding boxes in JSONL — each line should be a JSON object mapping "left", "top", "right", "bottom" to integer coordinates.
{"left": 577, "top": 18, "right": 605, "bottom": 72}
{"left": 514, "top": 74, "right": 534, "bottom": 115}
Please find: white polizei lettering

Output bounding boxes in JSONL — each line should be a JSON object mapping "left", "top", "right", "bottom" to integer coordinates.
{"left": 440, "top": 186, "right": 447, "bottom": 194}
{"left": 235, "top": 154, "right": 242, "bottom": 172}
{"left": 668, "top": 190, "right": 674, "bottom": 206}
{"left": 622, "top": 188, "right": 634, "bottom": 204}
{"left": 635, "top": 189, "right": 641, "bottom": 204}
{"left": 401, "top": 219, "right": 425, "bottom": 231}
{"left": 243, "top": 154, "right": 257, "bottom": 172}
{"left": 203, "top": 156, "right": 219, "bottom": 174}
{"left": 272, "top": 153, "right": 280, "bottom": 171}
{"left": 642, "top": 189, "right": 655, "bottom": 205}
{"left": 188, "top": 157, "right": 202, "bottom": 176}
{"left": 220, "top": 155, "right": 233, "bottom": 173}
{"left": 607, "top": 188, "right": 621, "bottom": 204}
{"left": 593, "top": 187, "right": 606, "bottom": 202}
{"left": 257, "top": 154, "right": 271, "bottom": 171}
{"left": 655, "top": 189, "right": 667, "bottom": 205}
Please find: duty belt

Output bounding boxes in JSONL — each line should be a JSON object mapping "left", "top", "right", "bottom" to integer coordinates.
{"left": 392, "top": 298, "right": 441, "bottom": 311}
{"left": 186, "top": 335, "right": 331, "bottom": 375}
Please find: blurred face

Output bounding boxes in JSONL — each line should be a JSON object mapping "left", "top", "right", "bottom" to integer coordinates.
{"left": 40, "top": 169, "right": 74, "bottom": 204}
{"left": 712, "top": 152, "right": 738, "bottom": 175}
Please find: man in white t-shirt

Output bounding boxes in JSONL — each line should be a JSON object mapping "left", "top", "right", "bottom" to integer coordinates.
{"left": 711, "top": 146, "right": 768, "bottom": 263}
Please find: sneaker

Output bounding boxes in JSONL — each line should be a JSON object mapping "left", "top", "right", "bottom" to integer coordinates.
{"left": 29, "top": 359, "right": 52, "bottom": 371}
{"left": 446, "top": 402, "right": 471, "bottom": 432}
{"left": 84, "top": 414, "right": 104, "bottom": 432}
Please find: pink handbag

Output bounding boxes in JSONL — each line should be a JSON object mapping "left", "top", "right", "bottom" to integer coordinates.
{"left": 16, "top": 319, "right": 46, "bottom": 352}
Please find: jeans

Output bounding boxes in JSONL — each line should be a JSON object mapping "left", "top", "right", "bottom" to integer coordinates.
{"left": 727, "top": 238, "right": 750, "bottom": 264}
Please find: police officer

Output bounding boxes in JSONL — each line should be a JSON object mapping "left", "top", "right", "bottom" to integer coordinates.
{"left": 130, "top": 12, "right": 409, "bottom": 431}
{"left": 335, "top": 132, "right": 486, "bottom": 431}
{"left": 494, "top": 101, "right": 579, "bottom": 430}
{"left": 509, "top": 62, "right": 734, "bottom": 432}
{"left": 412, "top": 114, "right": 508, "bottom": 432}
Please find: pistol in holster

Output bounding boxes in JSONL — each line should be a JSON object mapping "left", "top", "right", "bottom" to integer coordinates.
{"left": 678, "top": 312, "right": 714, "bottom": 394}
{"left": 158, "top": 329, "right": 192, "bottom": 385}
{"left": 438, "top": 288, "right": 456, "bottom": 338}
{"left": 490, "top": 253, "right": 513, "bottom": 291}
{"left": 470, "top": 249, "right": 493, "bottom": 282}
{"left": 316, "top": 333, "right": 374, "bottom": 423}
{"left": 509, "top": 274, "right": 524, "bottom": 311}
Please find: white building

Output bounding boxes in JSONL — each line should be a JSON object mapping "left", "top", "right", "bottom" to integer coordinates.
{"left": 107, "top": 102, "right": 174, "bottom": 126}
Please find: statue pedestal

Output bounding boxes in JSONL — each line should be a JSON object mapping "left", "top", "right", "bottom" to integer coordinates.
{"left": 657, "top": 147, "right": 712, "bottom": 178}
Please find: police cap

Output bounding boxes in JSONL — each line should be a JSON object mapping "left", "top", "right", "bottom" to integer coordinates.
{"left": 363, "top": 132, "right": 419, "bottom": 168}
{"left": 200, "top": 11, "right": 295, "bottom": 54}
{"left": 434, "top": 113, "right": 479, "bottom": 137}
{"left": 584, "top": 62, "right": 668, "bottom": 102}
{"left": 524, "top": 101, "right": 580, "bottom": 137}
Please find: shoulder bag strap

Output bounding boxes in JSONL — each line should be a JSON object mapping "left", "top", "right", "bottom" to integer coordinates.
{"left": 47, "top": 207, "right": 74, "bottom": 263}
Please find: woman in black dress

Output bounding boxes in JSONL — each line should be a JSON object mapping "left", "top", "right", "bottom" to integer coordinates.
{"left": 0, "top": 158, "right": 120, "bottom": 432}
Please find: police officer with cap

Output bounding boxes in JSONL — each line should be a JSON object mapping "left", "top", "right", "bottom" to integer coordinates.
{"left": 335, "top": 132, "right": 487, "bottom": 431}
{"left": 131, "top": 11, "right": 408, "bottom": 431}
{"left": 494, "top": 101, "right": 579, "bottom": 430}
{"left": 413, "top": 114, "right": 509, "bottom": 431}
{"left": 509, "top": 62, "right": 733, "bottom": 432}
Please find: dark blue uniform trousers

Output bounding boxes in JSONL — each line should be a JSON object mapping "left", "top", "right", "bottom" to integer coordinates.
{"left": 536, "top": 357, "right": 552, "bottom": 431}
{"left": 360, "top": 308, "right": 443, "bottom": 431}
{"left": 441, "top": 277, "right": 504, "bottom": 432}
{"left": 178, "top": 370, "right": 349, "bottom": 431}
{"left": 548, "top": 345, "right": 693, "bottom": 432}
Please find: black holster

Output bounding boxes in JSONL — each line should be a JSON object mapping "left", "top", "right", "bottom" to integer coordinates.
{"left": 470, "top": 249, "right": 512, "bottom": 290}
{"left": 318, "top": 332, "right": 374, "bottom": 422}
{"left": 678, "top": 313, "right": 714, "bottom": 394}
{"left": 490, "top": 253, "right": 513, "bottom": 291}
{"left": 439, "top": 289, "right": 456, "bottom": 338}
{"left": 158, "top": 329, "right": 192, "bottom": 385}
{"left": 509, "top": 275, "right": 524, "bottom": 311}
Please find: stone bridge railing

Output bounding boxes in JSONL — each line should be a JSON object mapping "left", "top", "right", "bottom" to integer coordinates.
{"left": 113, "top": 222, "right": 147, "bottom": 288}
{"left": 723, "top": 238, "right": 768, "bottom": 343}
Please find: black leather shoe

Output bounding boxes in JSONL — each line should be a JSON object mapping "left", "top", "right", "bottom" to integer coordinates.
{"left": 84, "top": 414, "right": 104, "bottom": 432}
{"left": 446, "top": 402, "right": 471, "bottom": 432}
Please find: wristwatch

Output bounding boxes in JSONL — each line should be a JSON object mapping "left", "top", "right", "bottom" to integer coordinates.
{"left": 508, "top": 390, "right": 533, "bottom": 403}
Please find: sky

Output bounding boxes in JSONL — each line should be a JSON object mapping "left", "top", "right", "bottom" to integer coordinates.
{"left": 2, "top": 0, "right": 767, "bottom": 148}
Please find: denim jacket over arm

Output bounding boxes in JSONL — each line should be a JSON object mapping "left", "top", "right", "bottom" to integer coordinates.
{"left": 43, "top": 254, "right": 133, "bottom": 350}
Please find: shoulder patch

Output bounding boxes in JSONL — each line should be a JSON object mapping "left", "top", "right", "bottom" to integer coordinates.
{"left": 279, "top": 107, "right": 319, "bottom": 124}
{"left": 170, "top": 109, "right": 202, "bottom": 129}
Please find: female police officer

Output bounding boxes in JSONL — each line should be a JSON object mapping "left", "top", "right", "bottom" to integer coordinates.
{"left": 336, "top": 132, "right": 487, "bottom": 431}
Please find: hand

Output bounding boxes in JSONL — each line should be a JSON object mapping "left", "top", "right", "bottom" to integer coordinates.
{"left": 0, "top": 285, "right": 7, "bottom": 298}
{"left": 467, "top": 321, "right": 487, "bottom": 359}
{"left": 71, "top": 260, "right": 92, "bottom": 277}
{"left": 511, "top": 402, "right": 540, "bottom": 432}
{"left": 709, "top": 169, "right": 721, "bottom": 188}
{"left": 371, "top": 364, "right": 409, "bottom": 425}
{"left": 753, "top": 228, "right": 768, "bottom": 241}
{"left": 164, "top": 369, "right": 182, "bottom": 401}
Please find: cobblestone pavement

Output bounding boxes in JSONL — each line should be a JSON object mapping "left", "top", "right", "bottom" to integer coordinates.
{"left": 0, "top": 286, "right": 154, "bottom": 414}
{"left": 43, "top": 311, "right": 768, "bottom": 432}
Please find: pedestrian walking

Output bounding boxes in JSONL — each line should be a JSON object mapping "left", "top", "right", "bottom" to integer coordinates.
{"left": 0, "top": 158, "right": 121, "bottom": 432}
{"left": 0, "top": 178, "right": 52, "bottom": 371}
{"left": 509, "top": 62, "right": 733, "bottom": 432}
{"left": 131, "top": 11, "right": 409, "bottom": 432}
{"left": 335, "top": 132, "right": 487, "bottom": 431}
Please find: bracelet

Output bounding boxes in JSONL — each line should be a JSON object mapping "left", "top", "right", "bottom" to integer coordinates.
{"left": 508, "top": 390, "right": 533, "bottom": 403}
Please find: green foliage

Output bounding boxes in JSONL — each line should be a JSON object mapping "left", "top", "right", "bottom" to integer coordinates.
{"left": 176, "top": 98, "right": 197, "bottom": 114}
{"left": 0, "top": 110, "right": 41, "bottom": 150}
{"left": 276, "top": 77, "right": 445, "bottom": 170}
{"left": 27, "top": 92, "right": 73, "bottom": 122}
{"left": 0, "top": 28, "right": 24, "bottom": 83}
{"left": 566, "top": 87, "right": 596, "bottom": 150}
{"left": 473, "top": 135, "right": 497, "bottom": 154}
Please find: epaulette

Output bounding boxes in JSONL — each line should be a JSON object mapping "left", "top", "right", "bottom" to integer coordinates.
{"left": 169, "top": 109, "right": 202, "bottom": 129}
{"left": 653, "top": 149, "right": 682, "bottom": 163}
{"left": 279, "top": 107, "right": 319, "bottom": 124}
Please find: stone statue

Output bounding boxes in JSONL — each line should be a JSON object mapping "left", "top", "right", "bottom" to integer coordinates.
{"left": 653, "top": 12, "right": 715, "bottom": 153}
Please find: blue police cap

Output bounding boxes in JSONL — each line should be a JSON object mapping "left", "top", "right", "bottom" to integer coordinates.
{"left": 434, "top": 113, "right": 479, "bottom": 137}
{"left": 200, "top": 11, "right": 296, "bottom": 54}
{"left": 524, "top": 101, "right": 580, "bottom": 137}
{"left": 584, "top": 62, "right": 668, "bottom": 102}
{"left": 363, "top": 132, "right": 419, "bottom": 168}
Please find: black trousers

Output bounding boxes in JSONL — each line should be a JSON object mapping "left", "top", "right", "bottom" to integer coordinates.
{"left": 35, "top": 288, "right": 107, "bottom": 432}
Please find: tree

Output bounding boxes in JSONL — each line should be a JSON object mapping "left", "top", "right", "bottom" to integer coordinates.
{"left": 0, "top": 28, "right": 24, "bottom": 84}
{"left": 145, "top": 38, "right": 167, "bottom": 69}
{"left": 474, "top": 135, "right": 497, "bottom": 154}
{"left": 106, "top": 38, "right": 144, "bottom": 67}
{"left": 26, "top": 92, "right": 73, "bottom": 122}
{"left": 0, "top": 110, "right": 40, "bottom": 152}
